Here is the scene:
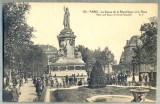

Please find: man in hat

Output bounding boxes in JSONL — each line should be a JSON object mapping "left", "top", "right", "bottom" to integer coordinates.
{"left": 50, "top": 78, "right": 54, "bottom": 89}
{"left": 36, "top": 77, "right": 42, "bottom": 96}
{"left": 11, "top": 84, "right": 19, "bottom": 102}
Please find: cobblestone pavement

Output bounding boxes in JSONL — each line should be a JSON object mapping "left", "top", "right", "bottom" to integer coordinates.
{"left": 18, "top": 78, "right": 38, "bottom": 102}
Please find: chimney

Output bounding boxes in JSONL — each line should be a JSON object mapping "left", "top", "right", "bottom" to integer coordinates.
{"left": 126, "top": 40, "right": 129, "bottom": 45}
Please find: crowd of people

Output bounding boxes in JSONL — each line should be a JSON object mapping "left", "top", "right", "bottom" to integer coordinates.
{"left": 105, "top": 72, "right": 154, "bottom": 86}
{"left": 106, "top": 73, "right": 128, "bottom": 86}
{"left": 3, "top": 73, "right": 29, "bottom": 102}
{"left": 32, "top": 74, "right": 84, "bottom": 96}
{"left": 4, "top": 72, "right": 85, "bottom": 102}
{"left": 4, "top": 69, "right": 154, "bottom": 102}
{"left": 32, "top": 76, "right": 45, "bottom": 97}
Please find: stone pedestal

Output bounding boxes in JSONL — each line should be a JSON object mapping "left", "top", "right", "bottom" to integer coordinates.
{"left": 50, "top": 7, "right": 86, "bottom": 86}
{"left": 130, "top": 89, "right": 149, "bottom": 102}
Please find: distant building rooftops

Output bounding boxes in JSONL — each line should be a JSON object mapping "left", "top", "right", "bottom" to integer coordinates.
{"left": 124, "top": 35, "right": 140, "bottom": 48}
{"left": 120, "top": 35, "right": 140, "bottom": 65}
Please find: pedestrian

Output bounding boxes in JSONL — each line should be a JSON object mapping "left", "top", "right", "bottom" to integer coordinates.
{"left": 12, "top": 77, "right": 17, "bottom": 86}
{"left": 118, "top": 74, "right": 121, "bottom": 85}
{"left": 20, "top": 77, "right": 23, "bottom": 86}
{"left": 45, "top": 77, "right": 48, "bottom": 86}
{"left": 36, "top": 78, "right": 40, "bottom": 96}
{"left": 121, "top": 74, "right": 123, "bottom": 86}
{"left": 65, "top": 75, "right": 69, "bottom": 86}
{"left": 5, "top": 76, "right": 9, "bottom": 88}
{"left": 19, "top": 78, "right": 22, "bottom": 87}
{"left": 25, "top": 76, "right": 28, "bottom": 83}
{"left": 59, "top": 83, "right": 62, "bottom": 88}
{"left": 56, "top": 80, "right": 59, "bottom": 89}
{"left": 78, "top": 80, "right": 82, "bottom": 86}
{"left": 115, "top": 74, "right": 118, "bottom": 85}
{"left": 33, "top": 77, "right": 37, "bottom": 86}
{"left": 112, "top": 76, "right": 115, "bottom": 85}
{"left": 42, "top": 78, "right": 45, "bottom": 90}
{"left": 23, "top": 77, "right": 25, "bottom": 84}
{"left": 50, "top": 79, "right": 54, "bottom": 89}
{"left": 63, "top": 80, "right": 65, "bottom": 88}
{"left": 36, "top": 78, "right": 43, "bottom": 96}
{"left": 124, "top": 73, "right": 128, "bottom": 86}
{"left": 11, "top": 84, "right": 19, "bottom": 102}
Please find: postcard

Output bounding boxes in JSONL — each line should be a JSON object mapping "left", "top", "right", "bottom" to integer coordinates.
{"left": 2, "top": 1, "right": 158, "bottom": 103}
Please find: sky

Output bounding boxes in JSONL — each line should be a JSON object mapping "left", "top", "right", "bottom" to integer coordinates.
{"left": 26, "top": 3, "right": 157, "bottom": 63}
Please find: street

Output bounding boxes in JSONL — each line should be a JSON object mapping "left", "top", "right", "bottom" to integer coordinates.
{"left": 18, "top": 78, "right": 37, "bottom": 102}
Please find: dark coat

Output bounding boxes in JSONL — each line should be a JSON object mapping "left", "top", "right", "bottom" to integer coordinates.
{"left": 36, "top": 80, "right": 43, "bottom": 96}
{"left": 11, "top": 87, "right": 19, "bottom": 102}
{"left": 33, "top": 78, "right": 37, "bottom": 85}
{"left": 50, "top": 80, "right": 53, "bottom": 87}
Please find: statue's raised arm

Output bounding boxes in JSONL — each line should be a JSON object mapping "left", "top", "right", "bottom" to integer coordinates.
{"left": 63, "top": 6, "right": 70, "bottom": 29}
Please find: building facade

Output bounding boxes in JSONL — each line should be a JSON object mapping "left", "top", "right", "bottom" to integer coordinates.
{"left": 123, "top": 36, "right": 140, "bottom": 65}
{"left": 119, "top": 35, "right": 156, "bottom": 83}
{"left": 39, "top": 45, "right": 58, "bottom": 64}
{"left": 119, "top": 35, "right": 140, "bottom": 74}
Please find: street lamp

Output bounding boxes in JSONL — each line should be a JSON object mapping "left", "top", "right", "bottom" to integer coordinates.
{"left": 149, "top": 57, "right": 155, "bottom": 86}
{"left": 135, "top": 38, "right": 142, "bottom": 82}
{"left": 132, "top": 58, "right": 136, "bottom": 82}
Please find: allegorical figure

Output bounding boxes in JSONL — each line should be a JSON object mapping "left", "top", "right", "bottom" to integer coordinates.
{"left": 75, "top": 48, "right": 82, "bottom": 59}
{"left": 63, "top": 7, "right": 70, "bottom": 29}
{"left": 58, "top": 40, "right": 67, "bottom": 57}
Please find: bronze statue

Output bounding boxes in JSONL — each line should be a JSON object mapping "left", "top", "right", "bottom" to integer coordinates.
{"left": 63, "top": 6, "right": 70, "bottom": 29}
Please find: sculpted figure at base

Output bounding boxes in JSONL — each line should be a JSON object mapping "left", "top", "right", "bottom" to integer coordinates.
{"left": 75, "top": 48, "right": 82, "bottom": 59}
{"left": 58, "top": 39, "right": 67, "bottom": 57}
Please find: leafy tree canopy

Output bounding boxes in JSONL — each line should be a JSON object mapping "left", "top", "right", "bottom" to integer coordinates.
{"left": 132, "top": 17, "right": 157, "bottom": 65}
{"left": 3, "top": 3, "right": 47, "bottom": 76}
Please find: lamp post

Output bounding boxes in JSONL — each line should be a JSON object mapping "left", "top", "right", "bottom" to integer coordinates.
{"left": 132, "top": 59, "right": 136, "bottom": 82}
{"left": 9, "top": 55, "right": 15, "bottom": 86}
{"left": 132, "top": 37, "right": 142, "bottom": 83}
{"left": 104, "top": 50, "right": 111, "bottom": 74}
{"left": 135, "top": 37, "right": 142, "bottom": 82}
{"left": 149, "top": 57, "right": 155, "bottom": 86}
{"left": 108, "top": 51, "right": 111, "bottom": 73}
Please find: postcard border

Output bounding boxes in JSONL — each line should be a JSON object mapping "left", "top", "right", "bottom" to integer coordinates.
{"left": 0, "top": 0, "right": 159, "bottom": 104}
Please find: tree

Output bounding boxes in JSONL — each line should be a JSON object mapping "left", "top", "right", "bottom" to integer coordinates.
{"left": 89, "top": 61, "right": 107, "bottom": 88}
{"left": 140, "top": 17, "right": 157, "bottom": 65}
{"left": 76, "top": 45, "right": 116, "bottom": 73}
{"left": 132, "top": 17, "right": 157, "bottom": 68}
{"left": 76, "top": 45, "right": 95, "bottom": 71}
{"left": 132, "top": 17, "right": 157, "bottom": 83}
{"left": 3, "top": 3, "right": 48, "bottom": 76}
{"left": 3, "top": 2, "right": 34, "bottom": 70}
{"left": 100, "top": 47, "right": 115, "bottom": 72}
{"left": 30, "top": 45, "right": 47, "bottom": 76}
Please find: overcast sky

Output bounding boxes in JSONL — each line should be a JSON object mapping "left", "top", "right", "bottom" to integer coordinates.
{"left": 26, "top": 3, "right": 157, "bottom": 63}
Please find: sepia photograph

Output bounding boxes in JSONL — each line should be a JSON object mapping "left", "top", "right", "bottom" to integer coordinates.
{"left": 2, "top": 2, "right": 158, "bottom": 103}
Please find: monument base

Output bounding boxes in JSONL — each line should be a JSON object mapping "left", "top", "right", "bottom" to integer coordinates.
{"left": 52, "top": 57, "right": 85, "bottom": 65}
{"left": 49, "top": 58, "right": 87, "bottom": 85}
